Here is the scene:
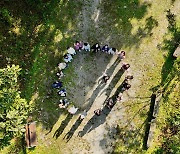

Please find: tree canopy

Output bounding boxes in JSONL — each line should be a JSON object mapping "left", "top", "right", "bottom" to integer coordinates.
{"left": 0, "top": 65, "right": 29, "bottom": 149}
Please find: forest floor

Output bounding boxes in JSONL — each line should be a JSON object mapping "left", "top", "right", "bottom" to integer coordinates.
{"left": 1, "top": 0, "right": 180, "bottom": 154}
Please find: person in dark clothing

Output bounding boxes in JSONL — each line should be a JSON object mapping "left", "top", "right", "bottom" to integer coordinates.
{"left": 91, "top": 43, "right": 101, "bottom": 52}
{"left": 52, "top": 81, "right": 63, "bottom": 88}
{"left": 121, "top": 63, "right": 130, "bottom": 71}
{"left": 94, "top": 109, "right": 102, "bottom": 116}
{"left": 125, "top": 75, "right": 133, "bottom": 81}
{"left": 106, "top": 98, "right": 115, "bottom": 109}
{"left": 102, "top": 44, "right": 109, "bottom": 53}
{"left": 59, "top": 99, "right": 69, "bottom": 108}
{"left": 102, "top": 73, "right": 110, "bottom": 83}
{"left": 58, "top": 89, "right": 66, "bottom": 96}
{"left": 122, "top": 80, "right": 131, "bottom": 91}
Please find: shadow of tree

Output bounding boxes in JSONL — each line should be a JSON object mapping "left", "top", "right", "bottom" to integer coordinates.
{"left": 143, "top": 93, "right": 156, "bottom": 150}
{"left": 99, "top": 126, "right": 117, "bottom": 153}
{"left": 161, "top": 10, "right": 180, "bottom": 87}
{"left": 114, "top": 118, "right": 147, "bottom": 153}
{"left": 0, "top": 0, "right": 82, "bottom": 135}
{"left": 170, "top": 0, "right": 176, "bottom": 4}
{"left": 111, "top": 97, "right": 151, "bottom": 153}
{"left": 151, "top": 9, "right": 180, "bottom": 98}
{"left": 148, "top": 9, "right": 180, "bottom": 153}
{"left": 100, "top": 0, "right": 155, "bottom": 48}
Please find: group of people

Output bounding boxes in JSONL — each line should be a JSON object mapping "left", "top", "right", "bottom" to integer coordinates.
{"left": 94, "top": 74, "right": 133, "bottom": 116}
{"left": 59, "top": 41, "right": 126, "bottom": 66}
{"left": 52, "top": 40, "right": 133, "bottom": 119}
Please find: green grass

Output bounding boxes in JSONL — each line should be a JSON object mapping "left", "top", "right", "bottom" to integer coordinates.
{"left": 149, "top": 9, "right": 180, "bottom": 153}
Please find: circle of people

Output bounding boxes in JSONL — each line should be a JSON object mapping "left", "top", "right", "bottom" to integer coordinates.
{"left": 52, "top": 41, "right": 133, "bottom": 119}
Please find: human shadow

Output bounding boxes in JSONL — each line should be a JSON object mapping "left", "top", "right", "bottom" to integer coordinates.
{"left": 107, "top": 57, "right": 121, "bottom": 74}
{"left": 78, "top": 106, "right": 113, "bottom": 137}
{"left": 79, "top": 81, "right": 126, "bottom": 137}
{"left": 84, "top": 57, "right": 121, "bottom": 110}
{"left": 100, "top": 67, "right": 125, "bottom": 98}
{"left": 115, "top": 118, "right": 148, "bottom": 153}
{"left": 53, "top": 113, "right": 73, "bottom": 139}
{"left": 63, "top": 116, "right": 83, "bottom": 142}
{"left": 86, "top": 83, "right": 106, "bottom": 107}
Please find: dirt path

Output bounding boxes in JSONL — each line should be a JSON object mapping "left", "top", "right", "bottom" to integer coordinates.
{"left": 78, "top": 0, "right": 101, "bottom": 41}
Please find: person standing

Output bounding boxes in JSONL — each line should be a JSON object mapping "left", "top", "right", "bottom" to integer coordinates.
{"left": 121, "top": 63, "right": 130, "bottom": 71}
{"left": 91, "top": 43, "right": 101, "bottom": 52}
{"left": 102, "top": 44, "right": 109, "bottom": 53}
{"left": 108, "top": 47, "right": 117, "bottom": 55}
{"left": 94, "top": 109, "right": 102, "bottom": 116}
{"left": 68, "top": 106, "right": 78, "bottom": 115}
{"left": 74, "top": 41, "right": 83, "bottom": 51}
{"left": 79, "top": 110, "right": 87, "bottom": 120}
{"left": 67, "top": 47, "right": 76, "bottom": 55}
{"left": 118, "top": 51, "right": 126, "bottom": 60}
{"left": 83, "top": 42, "right": 91, "bottom": 52}
{"left": 102, "top": 73, "right": 110, "bottom": 84}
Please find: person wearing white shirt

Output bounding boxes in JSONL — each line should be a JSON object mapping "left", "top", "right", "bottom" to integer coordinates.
{"left": 64, "top": 54, "right": 73, "bottom": 63}
{"left": 58, "top": 62, "right": 67, "bottom": 70}
{"left": 79, "top": 110, "right": 87, "bottom": 120}
{"left": 82, "top": 42, "right": 90, "bottom": 52}
{"left": 67, "top": 47, "right": 76, "bottom": 55}
{"left": 68, "top": 106, "right": 78, "bottom": 115}
{"left": 108, "top": 48, "right": 117, "bottom": 55}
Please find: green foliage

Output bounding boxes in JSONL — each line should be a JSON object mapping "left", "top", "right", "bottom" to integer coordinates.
{"left": 0, "top": 65, "right": 30, "bottom": 149}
